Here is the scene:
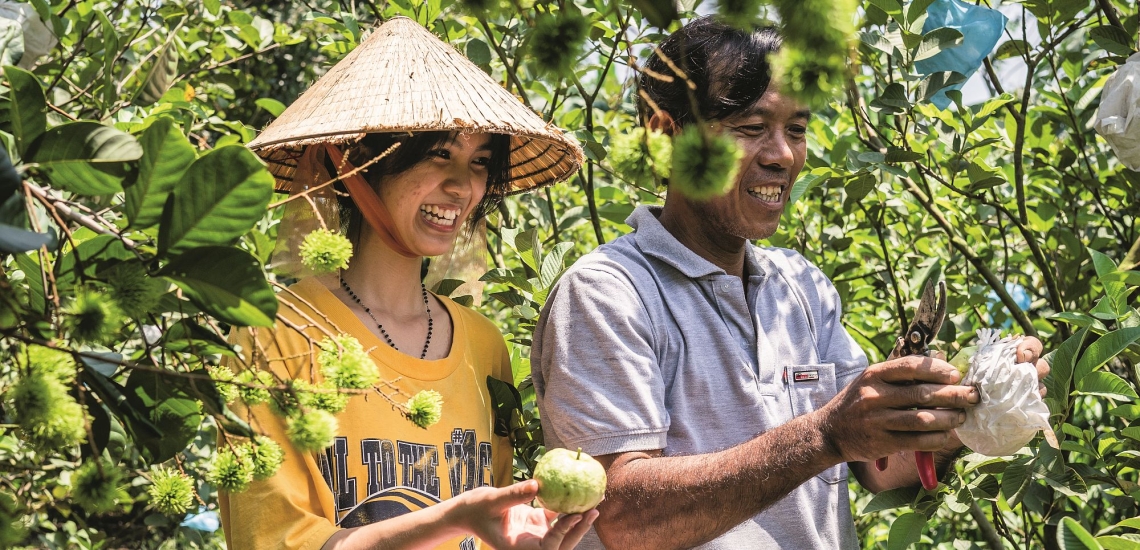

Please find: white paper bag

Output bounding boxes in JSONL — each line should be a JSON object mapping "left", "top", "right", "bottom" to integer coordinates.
{"left": 1096, "top": 53, "right": 1140, "bottom": 171}
{"left": 955, "top": 329, "right": 1057, "bottom": 457}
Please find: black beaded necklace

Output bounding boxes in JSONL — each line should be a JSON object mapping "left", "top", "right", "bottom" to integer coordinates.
{"left": 340, "top": 276, "right": 433, "bottom": 359}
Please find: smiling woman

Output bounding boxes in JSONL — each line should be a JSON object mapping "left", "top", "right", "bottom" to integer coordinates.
{"left": 217, "top": 16, "right": 596, "bottom": 550}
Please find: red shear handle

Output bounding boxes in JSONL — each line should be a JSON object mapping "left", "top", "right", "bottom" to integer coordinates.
{"left": 915, "top": 451, "right": 938, "bottom": 490}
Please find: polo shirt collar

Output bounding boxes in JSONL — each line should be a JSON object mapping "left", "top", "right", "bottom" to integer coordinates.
{"left": 626, "top": 205, "right": 768, "bottom": 280}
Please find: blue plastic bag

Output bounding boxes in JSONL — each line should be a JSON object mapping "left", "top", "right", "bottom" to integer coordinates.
{"left": 181, "top": 507, "right": 221, "bottom": 533}
{"left": 914, "top": 0, "right": 1008, "bottom": 109}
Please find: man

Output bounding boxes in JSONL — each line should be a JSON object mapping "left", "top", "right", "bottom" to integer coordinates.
{"left": 532, "top": 17, "right": 1048, "bottom": 549}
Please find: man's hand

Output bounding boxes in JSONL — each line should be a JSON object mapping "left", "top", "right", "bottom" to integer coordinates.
{"left": 819, "top": 354, "right": 979, "bottom": 464}
{"left": 1016, "top": 336, "right": 1050, "bottom": 398}
{"left": 450, "top": 480, "right": 598, "bottom": 550}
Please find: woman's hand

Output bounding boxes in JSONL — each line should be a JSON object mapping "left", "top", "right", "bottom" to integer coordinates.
{"left": 449, "top": 480, "right": 598, "bottom": 550}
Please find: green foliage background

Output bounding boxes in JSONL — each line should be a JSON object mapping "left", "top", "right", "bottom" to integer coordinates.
{"left": 0, "top": 0, "right": 1138, "bottom": 548}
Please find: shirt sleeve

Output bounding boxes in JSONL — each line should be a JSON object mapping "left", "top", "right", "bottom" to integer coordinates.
{"left": 217, "top": 326, "right": 341, "bottom": 550}
{"left": 532, "top": 264, "right": 669, "bottom": 456}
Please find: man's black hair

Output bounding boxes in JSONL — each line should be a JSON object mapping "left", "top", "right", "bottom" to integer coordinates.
{"left": 639, "top": 17, "right": 782, "bottom": 127}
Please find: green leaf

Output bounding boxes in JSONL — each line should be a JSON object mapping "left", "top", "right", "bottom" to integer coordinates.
{"left": 538, "top": 241, "right": 574, "bottom": 291}
{"left": 887, "top": 512, "right": 926, "bottom": 550}
{"left": 1113, "top": 518, "right": 1140, "bottom": 530}
{"left": 432, "top": 278, "right": 467, "bottom": 297}
{"left": 860, "top": 486, "right": 919, "bottom": 513}
{"left": 1109, "top": 405, "right": 1140, "bottom": 421}
{"left": 914, "top": 27, "right": 964, "bottom": 62}
{"left": 916, "top": 71, "right": 966, "bottom": 103}
{"left": 1044, "top": 327, "right": 1089, "bottom": 416}
{"left": 158, "top": 145, "right": 274, "bottom": 255}
{"left": 159, "top": 246, "right": 277, "bottom": 327}
{"left": 125, "top": 117, "right": 196, "bottom": 228}
{"left": 486, "top": 376, "right": 521, "bottom": 437}
{"left": 788, "top": 172, "right": 825, "bottom": 206}
{"left": 846, "top": 173, "right": 876, "bottom": 202}
{"left": 255, "top": 98, "right": 287, "bottom": 117}
{"left": 133, "top": 40, "right": 179, "bottom": 107}
{"left": 0, "top": 145, "right": 19, "bottom": 204}
{"left": 1074, "top": 327, "right": 1140, "bottom": 382}
{"left": 905, "top": 0, "right": 936, "bottom": 26}
{"left": 1058, "top": 517, "right": 1104, "bottom": 550}
{"left": 1076, "top": 371, "right": 1138, "bottom": 401}
{"left": 628, "top": 0, "right": 678, "bottom": 28}
{"left": 124, "top": 368, "right": 203, "bottom": 464}
{"left": 3, "top": 66, "right": 45, "bottom": 156}
{"left": 1096, "top": 535, "right": 1140, "bottom": 550}
{"left": 884, "top": 148, "right": 923, "bottom": 163}
{"left": 80, "top": 361, "right": 163, "bottom": 447}
{"left": 1090, "top": 26, "right": 1136, "bottom": 57}
{"left": 466, "top": 38, "right": 491, "bottom": 66}
{"left": 0, "top": 223, "right": 53, "bottom": 253}
{"left": 96, "top": 11, "right": 119, "bottom": 108}
{"left": 994, "top": 39, "right": 1030, "bottom": 60}
{"left": 26, "top": 121, "right": 142, "bottom": 195}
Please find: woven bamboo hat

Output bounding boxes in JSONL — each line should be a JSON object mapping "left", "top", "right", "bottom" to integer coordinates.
{"left": 248, "top": 16, "right": 583, "bottom": 195}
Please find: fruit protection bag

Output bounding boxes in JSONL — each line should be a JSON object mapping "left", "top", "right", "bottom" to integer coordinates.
{"left": 1095, "top": 53, "right": 1140, "bottom": 171}
{"left": 914, "top": 0, "right": 1007, "bottom": 109}
{"left": 955, "top": 329, "right": 1057, "bottom": 456}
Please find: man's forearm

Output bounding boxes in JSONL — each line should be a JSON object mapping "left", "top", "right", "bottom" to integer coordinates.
{"left": 595, "top": 411, "right": 843, "bottom": 550}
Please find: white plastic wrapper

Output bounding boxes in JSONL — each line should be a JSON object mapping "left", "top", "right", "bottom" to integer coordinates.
{"left": 955, "top": 329, "right": 1058, "bottom": 456}
{"left": 1095, "top": 53, "right": 1140, "bottom": 171}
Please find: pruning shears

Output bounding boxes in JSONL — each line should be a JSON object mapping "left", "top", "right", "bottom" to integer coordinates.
{"left": 873, "top": 280, "right": 948, "bottom": 491}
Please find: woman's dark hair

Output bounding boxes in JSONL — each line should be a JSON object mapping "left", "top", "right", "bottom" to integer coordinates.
{"left": 337, "top": 131, "right": 512, "bottom": 243}
{"left": 639, "top": 17, "right": 782, "bottom": 127}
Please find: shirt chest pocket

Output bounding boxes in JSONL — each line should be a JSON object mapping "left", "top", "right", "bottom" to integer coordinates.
{"left": 785, "top": 363, "right": 845, "bottom": 484}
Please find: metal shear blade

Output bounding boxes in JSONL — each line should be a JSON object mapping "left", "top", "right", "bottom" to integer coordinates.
{"left": 893, "top": 280, "right": 947, "bottom": 358}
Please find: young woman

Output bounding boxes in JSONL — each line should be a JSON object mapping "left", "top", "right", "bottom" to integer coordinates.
{"left": 219, "top": 17, "right": 595, "bottom": 550}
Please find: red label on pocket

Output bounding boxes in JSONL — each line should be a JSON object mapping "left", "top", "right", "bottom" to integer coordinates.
{"left": 793, "top": 370, "right": 819, "bottom": 382}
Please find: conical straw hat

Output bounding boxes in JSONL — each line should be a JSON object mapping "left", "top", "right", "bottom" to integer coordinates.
{"left": 248, "top": 16, "right": 583, "bottom": 196}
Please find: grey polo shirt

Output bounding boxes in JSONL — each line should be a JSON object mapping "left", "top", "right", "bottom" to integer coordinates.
{"left": 532, "top": 205, "right": 868, "bottom": 549}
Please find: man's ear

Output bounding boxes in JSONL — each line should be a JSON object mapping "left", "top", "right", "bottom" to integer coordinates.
{"left": 647, "top": 111, "right": 679, "bottom": 136}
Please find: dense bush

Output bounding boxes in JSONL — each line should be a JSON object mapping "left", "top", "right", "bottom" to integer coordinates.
{"left": 0, "top": 0, "right": 1136, "bottom": 548}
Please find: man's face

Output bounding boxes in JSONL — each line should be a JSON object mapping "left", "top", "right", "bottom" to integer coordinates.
{"left": 685, "top": 89, "right": 809, "bottom": 242}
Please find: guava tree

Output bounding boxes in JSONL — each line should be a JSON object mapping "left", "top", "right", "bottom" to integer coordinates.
{"left": 0, "top": 0, "right": 1137, "bottom": 549}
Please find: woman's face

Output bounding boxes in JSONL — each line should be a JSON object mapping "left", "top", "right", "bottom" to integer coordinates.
{"left": 376, "top": 132, "right": 493, "bottom": 257}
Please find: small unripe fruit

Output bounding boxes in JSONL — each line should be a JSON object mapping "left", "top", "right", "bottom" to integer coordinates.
{"left": 533, "top": 448, "right": 606, "bottom": 514}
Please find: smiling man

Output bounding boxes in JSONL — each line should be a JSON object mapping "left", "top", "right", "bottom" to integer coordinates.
{"left": 532, "top": 17, "right": 1047, "bottom": 550}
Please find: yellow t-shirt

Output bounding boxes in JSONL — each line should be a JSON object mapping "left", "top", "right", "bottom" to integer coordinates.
{"left": 218, "top": 277, "right": 513, "bottom": 550}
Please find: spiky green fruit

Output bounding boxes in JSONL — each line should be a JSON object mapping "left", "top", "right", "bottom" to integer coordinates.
{"left": 406, "top": 389, "right": 444, "bottom": 429}
{"left": 610, "top": 128, "right": 672, "bottom": 187}
{"left": 300, "top": 229, "right": 353, "bottom": 274}
{"left": 9, "top": 371, "right": 86, "bottom": 452}
{"left": 318, "top": 335, "right": 378, "bottom": 390}
{"left": 246, "top": 437, "right": 285, "bottom": 480}
{"left": 207, "top": 365, "right": 240, "bottom": 405}
{"left": 72, "top": 460, "right": 123, "bottom": 514}
{"left": 295, "top": 379, "right": 349, "bottom": 414}
{"left": 530, "top": 11, "right": 588, "bottom": 75}
{"left": 207, "top": 447, "right": 254, "bottom": 493}
{"left": 770, "top": 0, "right": 855, "bottom": 107}
{"left": 65, "top": 288, "right": 123, "bottom": 344}
{"left": 147, "top": 467, "right": 195, "bottom": 516}
{"left": 717, "top": 0, "right": 765, "bottom": 29}
{"left": 286, "top": 409, "right": 338, "bottom": 453}
{"left": 0, "top": 490, "right": 26, "bottom": 547}
{"left": 23, "top": 344, "right": 76, "bottom": 383}
{"left": 670, "top": 126, "right": 744, "bottom": 200}
{"left": 105, "top": 262, "right": 165, "bottom": 318}
{"left": 235, "top": 369, "right": 275, "bottom": 406}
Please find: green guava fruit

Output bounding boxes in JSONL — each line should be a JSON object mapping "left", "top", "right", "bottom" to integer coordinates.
{"left": 533, "top": 448, "right": 607, "bottom": 514}
{"left": 949, "top": 346, "right": 977, "bottom": 379}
